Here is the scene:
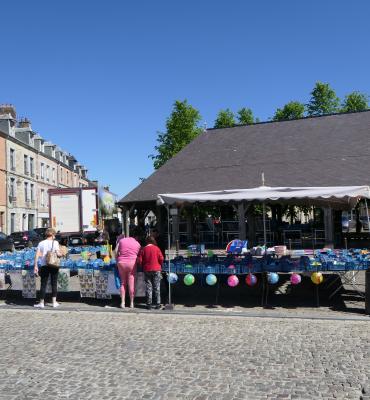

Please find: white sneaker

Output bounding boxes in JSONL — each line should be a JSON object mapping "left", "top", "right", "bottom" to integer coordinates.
{"left": 52, "top": 302, "right": 60, "bottom": 308}
{"left": 34, "top": 303, "right": 45, "bottom": 309}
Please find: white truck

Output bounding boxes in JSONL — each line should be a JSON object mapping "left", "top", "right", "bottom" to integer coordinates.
{"left": 48, "top": 187, "right": 99, "bottom": 235}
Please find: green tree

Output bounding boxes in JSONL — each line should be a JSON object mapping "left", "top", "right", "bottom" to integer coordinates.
{"left": 214, "top": 108, "right": 236, "bottom": 128}
{"left": 150, "top": 100, "right": 202, "bottom": 169}
{"left": 237, "top": 107, "right": 254, "bottom": 125}
{"left": 306, "top": 82, "right": 340, "bottom": 116}
{"left": 273, "top": 101, "right": 305, "bottom": 121}
{"left": 341, "top": 91, "right": 369, "bottom": 112}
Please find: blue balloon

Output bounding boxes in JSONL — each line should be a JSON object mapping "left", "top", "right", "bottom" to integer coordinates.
{"left": 206, "top": 274, "right": 217, "bottom": 286}
{"left": 168, "top": 272, "right": 178, "bottom": 284}
{"left": 267, "top": 272, "right": 279, "bottom": 284}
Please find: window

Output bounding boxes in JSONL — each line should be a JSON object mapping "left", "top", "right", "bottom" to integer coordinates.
{"left": 46, "top": 165, "right": 50, "bottom": 181}
{"left": 24, "top": 182, "right": 29, "bottom": 202}
{"left": 66, "top": 171, "right": 69, "bottom": 185}
{"left": 30, "top": 184, "right": 34, "bottom": 202}
{"left": 52, "top": 168, "right": 55, "bottom": 183}
{"left": 60, "top": 167, "right": 63, "bottom": 183}
{"left": 0, "top": 212, "right": 4, "bottom": 232}
{"left": 40, "top": 162, "right": 45, "bottom": 179}
{"left": 24, "top": 155, "right": 29, "bottom": 175}
{"left": 30, "top": 158, "right": 34, "bottom": 176}
{"left": 10, "top": 178, "right": 15, "bottom": 199}
{"left": 10, "top": 149, "right": 15, "bottom": 171}
{"left": 41, "top": 189, "right": 45, "bottom": 207}
{"left": 10, "top": 213, "right": 15, "bottom": 233}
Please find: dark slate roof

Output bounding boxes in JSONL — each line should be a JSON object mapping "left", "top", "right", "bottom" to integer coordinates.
{"left": 119, "top": 110, "right": 370, "bottom": 204}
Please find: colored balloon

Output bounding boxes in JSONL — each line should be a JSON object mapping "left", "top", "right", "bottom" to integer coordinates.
{"left": 267, "top": 272, "right": 279, "bottom": 284}
{"left": 290, "top": 273, "right": 301, "bottom": 285}
{"left": 168, "top": 272, "right": 178, "bottom": 284}
{"left": 245, "top": 273, "right": 257, "bottom": 287}
{"left": 311, "top": 272, "right": 323, "bottom": 285}
{"left": 227, "top": 275, "right": 239, "bottom": 287}
{"left": 184, "top": 274, "right": 195, "bottom": 286}
{"left": 228, "top": 264, "right": 236, "bottom": 269}
{"left": 206, "top": 274, "right": 217, "bottom": 286}
{"left": 185, "top": 264, "right": 193, "bottom": 269}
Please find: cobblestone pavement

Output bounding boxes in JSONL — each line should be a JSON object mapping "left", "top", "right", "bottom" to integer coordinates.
{"left": 0, "top": 310, "right": 369, "bottom": 400}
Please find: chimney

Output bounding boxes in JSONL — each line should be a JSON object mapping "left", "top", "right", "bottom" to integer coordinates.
{"left": 18, "top": 117, "right": 31, "bottom": 129}
{"left": 0, "top": 104, "right": 16, "bottom": 119}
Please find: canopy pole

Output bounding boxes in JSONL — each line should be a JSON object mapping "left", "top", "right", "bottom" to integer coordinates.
{"left": 165, "top": 205, "right": 173, "bottom": 310}
{"left": 261, "top": 172, "right": 267, "bottom": 249}
{"left": 263, "top": 202, "right": 267, "bottom": 248}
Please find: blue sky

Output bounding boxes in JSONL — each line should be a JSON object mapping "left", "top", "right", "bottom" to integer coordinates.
{"left": 2, "top": 1, "right": 370, "bottom": 198}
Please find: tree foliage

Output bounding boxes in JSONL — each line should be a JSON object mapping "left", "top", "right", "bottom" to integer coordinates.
{"left": 150, "top": 100, "right": 202, "bottom": 170}
{"left": 273, "top": 101, "right": 305, "bottom": 121}
{"left": 341, "top": 91, "right": 369, "bottom": 113}
{"left": 237, "top": 107, "right": 254, "bottom": 125}
{"left": 306, "top": 82, "right": 340, "bottom": 116}
{"left": 214, "top": 108, "right": 236, "bottom": 128}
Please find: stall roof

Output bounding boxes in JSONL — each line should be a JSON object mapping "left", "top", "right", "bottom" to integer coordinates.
{"left": 119, "top": 110, "right": 370, "bottom": 205}
{"left": 158, "top": 186, "right": 370, "bottom": 209}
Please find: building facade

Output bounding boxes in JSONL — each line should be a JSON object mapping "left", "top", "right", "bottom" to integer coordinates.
{"left": 0, "top": 105, "right": 91, "bottom": 234}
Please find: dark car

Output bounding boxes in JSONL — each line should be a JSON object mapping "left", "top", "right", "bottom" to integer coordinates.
{"left": 9, "top": 230, "right": 42, "bottom": 249}
{"left": 33, "top": 227, "right": 48, "bottom": 239}
{"left": 0, "top": 232, "right": 15, "bottom": 252}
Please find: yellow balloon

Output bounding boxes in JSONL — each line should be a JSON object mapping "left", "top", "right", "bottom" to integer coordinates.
{"left": 311, "top": 272, "right": 323, "bottom": 285}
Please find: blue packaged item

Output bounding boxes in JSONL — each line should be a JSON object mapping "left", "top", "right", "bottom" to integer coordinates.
{"left": 114, "top": 268, "right": 121, "bottom": 289}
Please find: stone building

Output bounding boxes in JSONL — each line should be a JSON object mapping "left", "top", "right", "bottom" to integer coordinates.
{"left": 0, "top": 105, "right": 91, "bottom": 233}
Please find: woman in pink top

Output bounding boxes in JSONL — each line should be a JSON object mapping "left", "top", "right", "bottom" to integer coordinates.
{"left": 116, "top": 228, "right": 141, "bottom": 309}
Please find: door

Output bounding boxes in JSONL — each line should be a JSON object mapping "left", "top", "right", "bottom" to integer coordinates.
{"left": 28, "top": 214, "right": 35, "bottom": 230}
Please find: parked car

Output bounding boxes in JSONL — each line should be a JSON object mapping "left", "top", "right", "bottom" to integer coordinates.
{"left": 68, "top": 235, "right": 85, "bottom": 247}
{"left": 360, "top": 216, "right": 370, "bottom": 231}
{"left": 0, "top": 232, "right": 15, "bottom": 252}
{"left": 33, "top": 227, "right": 48, "bottom": 239}
{"left": 9, "top": 230, "right": 42, "bottom": 249}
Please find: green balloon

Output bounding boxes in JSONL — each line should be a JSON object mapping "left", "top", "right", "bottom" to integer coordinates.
{"left": 185, "top": 264, "right": 193, "bottom": 269}
{"left": 184, "top": 274, "right": 195, "bottom": 286}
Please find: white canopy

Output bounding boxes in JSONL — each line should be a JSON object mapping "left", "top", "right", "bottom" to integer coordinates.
{"left": 158, "top": 186, "right": 370, "bottom": 209}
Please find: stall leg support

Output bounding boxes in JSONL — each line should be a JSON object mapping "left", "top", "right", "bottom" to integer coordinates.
{"left": 365, "top": 268, "right": 370, "bottom": 315}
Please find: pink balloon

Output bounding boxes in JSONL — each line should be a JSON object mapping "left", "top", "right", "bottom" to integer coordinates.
{"left": 227, "top": 275, "right": 239, "bottom": 287}
{"left": 290, "top": 273, "right": 301, "bottom": 285}
{"left": 228, "top": 264, "right": 236, "bottom": 269}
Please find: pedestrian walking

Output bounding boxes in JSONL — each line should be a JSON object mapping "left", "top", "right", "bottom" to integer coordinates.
{"left": 138, "top": 236, "right": 164, "bottom": 310}
{"left": 115, "top": 227, "right": 141, "bottom": 309}
{"left": 34, "top": 228, "right": 62, "bottom": 308}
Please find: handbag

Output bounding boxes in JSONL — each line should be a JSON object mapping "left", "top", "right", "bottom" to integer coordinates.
{"left": 46, "top": 240, "right": 60, "bottom": 268}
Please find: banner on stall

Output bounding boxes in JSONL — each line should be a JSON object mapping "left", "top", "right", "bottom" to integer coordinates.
{"left": 22, "top": 270, "right": 36, "bottom": 298}
{"left": 78, "top": 269, "right": 95, "bottom": 298}
{"left": 94, "top": 270, "right": 111, "bottom": 299}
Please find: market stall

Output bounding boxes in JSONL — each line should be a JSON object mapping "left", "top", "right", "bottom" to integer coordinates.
{"left": 158, "top": 186, "right": 370, "bottom": 309}
{"left": 0, "top": 246, "right": 145, "bottom": 300}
